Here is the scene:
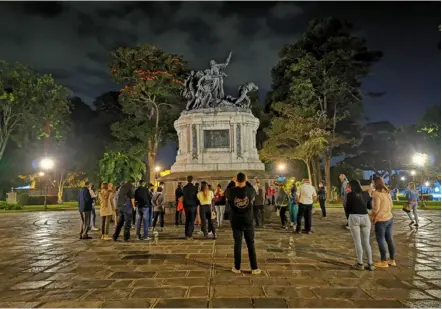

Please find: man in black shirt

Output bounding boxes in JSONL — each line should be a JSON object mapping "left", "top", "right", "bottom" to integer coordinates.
{"left": 175, "top": 182, "right": 184, "bottom": 226}
{"left": 183, "top": 175, "right": 198, "bottom": 239}
{"left": 225, "top": 172, "right": 261, "bottom": 275}
{"left": 135, "top": 180, "right": 152, "bottom": 240}
{"left": 113, "top": 181, "right": 136, "bottom": 242}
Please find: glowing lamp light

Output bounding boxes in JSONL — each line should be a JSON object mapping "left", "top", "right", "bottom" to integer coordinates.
{"left": 400, "top": 176, "right": 406, "bottom": 181}
{"left": 411, "top": 170, "right": 416, "bottom": 176}
{"left": 38, "top": 172, "right": 45, "bottom": 177}
{"left": 425, "top": 181, "right": 430, "bottom": 187}
{"left": 154, "top": 166, "right": 161, "bottom": 172}
{"left": 39, "top": 158, "right": 54, "bottom": 170}
{"left": 412, "top": 153, "right": 427, "bottom": 167}
{"left": 277, "top": 163, "right": 286, "bottom": 172}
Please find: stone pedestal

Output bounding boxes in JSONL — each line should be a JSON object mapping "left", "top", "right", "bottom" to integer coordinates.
{"left": 171, "top": 108, "right": 265, "bottom": 173}
{"left": 6, "top": 192, "right": 17, "bottom": 204}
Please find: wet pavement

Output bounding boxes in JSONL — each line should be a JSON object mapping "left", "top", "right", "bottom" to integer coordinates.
{"left": 0, "top": 208, "right": 440, "bottom": 308}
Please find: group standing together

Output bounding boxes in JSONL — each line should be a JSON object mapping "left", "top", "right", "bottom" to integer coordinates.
{"left": 77, "top": 172, "right": 416, "bottom": 273}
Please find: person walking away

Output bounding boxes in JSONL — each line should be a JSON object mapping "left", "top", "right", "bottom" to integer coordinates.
{"left": 277, "top": 188, "right": 289, "bottom": 230}
{"left": 225, "top": 172, "right": 261, "bottom": 274}
{"left": 78, "top": 182, "right": 93, "bottom": 239}
{"left": 267, "top": 185, "right": 276, "bottom": 206}
{"left": 89, "top": 184, "right": 99, "bottom": 231}
{"left": 183, "top": 176, "right": 198, "bottom": 239}
{"left": 197, "top": 181, "right": 216, "bottom": 239}
{"left": 405, "top": 182, "right": 419, "bottom": 227}
{"left": 295, "top": 178, "right": 317, "bottom": 234}
{"left": 98, "top": 183, "right": 113, "bottom": 240}
{"left": 113, "top": 182, "right": 136, "bottom": 242}
{"left": 371, "top": 176, "right": 396, "bottom": 268}
{"left": 175, "top": 182, "right": 184, "bottom": 226}
{"left": 224, "top": 178, "right": 236, "bottom": 221}
{"left": 135, "top": 180, "right": 152, "bottom": 240}
{"left": 214, "top": 184, "right": 226, "bottom": 227}
{"left": 108, "top": 183, "right": 117, "bottom": 226}
{"left": 253, "top": 180, "right": 265, "bottom": 228}
{"left": 339, "top": 174, "right": 350, "bottom": 229}
{"left": 318, "top": 181, "right": 327, "bottom": 218}
{"left": 152, "top": 187, "right": 165, "bottom": 235}
{"left": 346, "top": 180, "right": 375, "bottom": 271}
{"left": 288, "top": 184, "right": 298, "bottom": 231}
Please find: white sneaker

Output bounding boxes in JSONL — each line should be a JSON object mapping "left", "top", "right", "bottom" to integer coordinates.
{"left": 231, "top": 267, "right": 241, "bottom": 274}
{"left": 251, "top": 269, "right": 262, "bottom": 275}
{"left": 91, "top": 227, "right": 99, "bottom": 231}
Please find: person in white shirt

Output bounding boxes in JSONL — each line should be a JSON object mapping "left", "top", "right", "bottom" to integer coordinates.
{"left": 295, "top": 178, "right": 317, "bottom": 234}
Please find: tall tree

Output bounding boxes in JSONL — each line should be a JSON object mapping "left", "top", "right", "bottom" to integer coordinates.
{"left": 266, "top": 17, "right": 382, "bottom": 193}
{"left": 0, "top": 60, "right": 71, "bottom": 161}
{"left": 109, "top": 44, "right": 186, "bottom": 183}
{"left": 418, "top": 105, "right": 441, "bottom": 166}
{"left": 260, "top": 103, "right": 329, "bottom": 183}
{"left": 99, "top": 151, "right": 145, "bottom": 185}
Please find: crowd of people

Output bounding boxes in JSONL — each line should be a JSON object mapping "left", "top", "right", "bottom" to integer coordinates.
{"left": 77, "top": 171, "right": 420, "bottom": 274}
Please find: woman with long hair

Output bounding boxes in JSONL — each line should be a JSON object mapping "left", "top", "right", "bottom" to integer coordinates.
{"left": 372, "top": 176, "right": 396, "bottom": 268}
{"left": 214, "top": 184, "right": 226, "bottom": 227}
{"left": 98, "top": 183, "right": 113, "bottom": 240}
{"left": 346, "top": 180, "right": 374, "bottom": 271}
{"left": 197, "top": 181, "right": 216, "bottom": 238}
{"left": 405, "top": 182, "right": 419, "bottom": 227}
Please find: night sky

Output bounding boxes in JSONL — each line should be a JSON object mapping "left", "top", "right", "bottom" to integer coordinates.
{"left": 0, "top": 1, "right": 440, "bottom": 167}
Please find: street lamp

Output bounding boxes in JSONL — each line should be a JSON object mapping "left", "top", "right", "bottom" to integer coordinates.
{"left": 277, "top": 163, "right": 286, "bottom": 173}
{"left": 412, "top": 153, "right": 427, "bottom": 167}
{"left": 39, "top": 157, "right": 55, "bottom": 210}
{"left": 425, "top": 181, "right": 430, "bottom": 187}
{"left": 400, "top": 176, "right": 406, "bottom": 181}
{"left": 38, "top": 171, "right": 45, "bottom": 177}
{"left": 154, "top": 166, "right": 161, "bottom": 188}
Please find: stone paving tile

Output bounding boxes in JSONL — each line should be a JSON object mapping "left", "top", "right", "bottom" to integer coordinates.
{"left": 0, "top": 209, "right": 439, "bottom": 308}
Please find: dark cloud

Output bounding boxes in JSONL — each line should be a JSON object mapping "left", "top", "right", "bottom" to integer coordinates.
{"left": 0, "top": 1, "right": 439, "bottom": 126}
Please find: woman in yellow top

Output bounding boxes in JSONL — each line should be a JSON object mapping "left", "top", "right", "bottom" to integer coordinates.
{"left": 371, "top": 176, "right": 396, "bottom": 268}
{"left": 197, "top": 181, "right": 216, "bottom": 239}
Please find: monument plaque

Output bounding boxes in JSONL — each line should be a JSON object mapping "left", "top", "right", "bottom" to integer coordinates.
{"left": 204, "top": 129, "right": 229, "bottom": 148}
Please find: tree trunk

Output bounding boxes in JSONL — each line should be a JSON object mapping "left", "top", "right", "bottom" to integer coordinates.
{"left": 0, "top": 136, "right": 7, "bottom": 163}
{"left": 146, "top": 152, "right": 155, "bottom": 185}
{"left": 57, "top": 172, "right": 64, "bottom": 204}
{"left": 311, "top": 160, "right": 318, "bottom": 188}
{"left": 315, "top": 157, "right": 323, "bottom": 185}
{"left": 323, "top": 154, "right": 332, "bottom": 200}
{"left": 305, "top": 159, "right": 312, "bottom": 184}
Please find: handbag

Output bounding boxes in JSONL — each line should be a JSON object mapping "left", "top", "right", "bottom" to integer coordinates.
{"left": 402, "top": 202, "right": 411, "bottom": 213}
{"left": 211, "top": 210, "right": 217, "bottom": 220}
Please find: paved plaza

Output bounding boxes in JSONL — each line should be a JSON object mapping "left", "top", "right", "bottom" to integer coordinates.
{"left": 0, "top": 208, "right": 440, "bottom": 308}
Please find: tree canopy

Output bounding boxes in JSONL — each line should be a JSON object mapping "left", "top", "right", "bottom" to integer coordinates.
{"left": 109, "top": 44, "right": 186, "bottom": 183}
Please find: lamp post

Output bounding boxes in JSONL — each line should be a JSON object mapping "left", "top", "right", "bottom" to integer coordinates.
{"left": 39, "top": 158, "right": 54, "bottom": 210}
{"left": 411, "top": 170, "right": 416, "bottom": 182}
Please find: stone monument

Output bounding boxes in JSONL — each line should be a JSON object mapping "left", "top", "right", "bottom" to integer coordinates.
{"left": 160, "top": 52, "right": 274, "bottom": 201}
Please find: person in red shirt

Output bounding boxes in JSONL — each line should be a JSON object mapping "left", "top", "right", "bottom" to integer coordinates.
{"left": 266, "top": 185, "right": 276, "bottom": 206}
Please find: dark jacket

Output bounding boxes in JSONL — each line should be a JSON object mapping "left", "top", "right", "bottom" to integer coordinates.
{"left": 182, "top": 183, "right": 198, "bottom": 208}
{"left": 318, "top": 187, "right": 326, "bottom": 200}
{"left": 78, "top": 186, "right": 93, "bottom": 212}
{"left": 175, "top": 186, "right": 184, "bottom": 203}
{"left": 254, "top": 185, "right": 265, "bottom": 206}
{"left": 346, "top": 191, "right": 372, "bottom": 215}
{"left": 117, "top": 183, "right": 135, "bottom": 212}
{"left": 135, "top": 186, "right": 150, "bottom": 208}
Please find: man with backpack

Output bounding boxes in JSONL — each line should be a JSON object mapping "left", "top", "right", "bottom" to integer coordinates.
{"left": 113, "top": 181, "right": 136, "bottom": 242}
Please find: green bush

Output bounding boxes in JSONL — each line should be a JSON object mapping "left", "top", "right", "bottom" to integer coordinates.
{"left": 17, "top": 193, "right": 30, "bottom": 205}
{"left": 17, "top": 194, "right": 58, "bottom": 205}
{"left": 0, "top": 201, "right": 23, "bottom": 210}
{"left": 393, "top": 200, "right": 441, "bottom": 207}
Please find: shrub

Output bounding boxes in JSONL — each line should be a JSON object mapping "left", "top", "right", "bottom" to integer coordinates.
{"left": 17, "top": 193, "right": 30, "bottom": 205}
{"left": 0, "top": 201, "right": 23, "bottom": 210}
{"left": 397, "top": 194, "right": 434, "bottom": 201}
{"left": 17, "top": 195, "right": 58, "bottom": 205}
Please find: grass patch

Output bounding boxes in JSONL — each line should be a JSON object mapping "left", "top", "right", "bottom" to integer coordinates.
{"left": 320, "top": 203, "right": 440, "bottom": 210}
{"left": 0, "top": 202, "right": 77, "bottom": 213}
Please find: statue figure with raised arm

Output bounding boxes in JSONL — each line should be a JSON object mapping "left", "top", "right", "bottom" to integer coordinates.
{"left": 194, "top": 69, "right": 214, "bottom": 109}
{"left": 209, "top": 51, "right": 232, "bottom": 100}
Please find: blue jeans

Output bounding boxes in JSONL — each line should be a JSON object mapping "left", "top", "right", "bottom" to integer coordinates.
{"left": 90, "top": 204, "right": 96, "bottom": 228}
{"left": 289, "top": 203, "right": 298, "bottom": 224}
{"left": 375, "top": 218, "right": 395, "bottom": 261}
{"left": 349, "top": 214, "right": 373, "bottom": 265}
{"left": 135, "top": 207, "right": 151, "bottom": 239}
{"left": 406, "top": 201, "right": 419, "bottom": 223}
